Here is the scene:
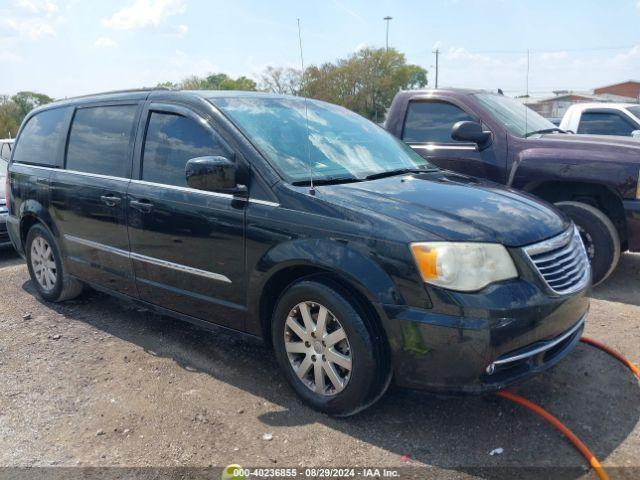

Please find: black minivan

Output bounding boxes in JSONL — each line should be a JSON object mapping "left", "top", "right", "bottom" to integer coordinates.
{"left": 6, "top": 89, "right": 590, "bottom": 415}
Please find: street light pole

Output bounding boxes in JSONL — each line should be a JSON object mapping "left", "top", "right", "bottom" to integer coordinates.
{"left": 383, "top": 16, "right": 392, "bottom": 51}
{"left": 432, "top": 48, "right": 440, "bottom": 88}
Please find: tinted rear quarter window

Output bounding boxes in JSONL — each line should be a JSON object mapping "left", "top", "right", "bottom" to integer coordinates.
{"left": 402, "top": 101, "right": 475, "bottom": 143}
{"left": 578, "top": 112, "right": 635, "bottom": 136}
{"left": 12, "top": 107, "right": 69, "bottom": 166}
{"left": 0, "top": 143, "right": 11, "bottom": 161}
{"left": 66, "top": 105, "right": 138, "bottom": 177}
{"left": 627, "top": 106, "right": 640, "bottom": 119}
{"left": 142, "top": 112, "right": 227, "bottom": 187}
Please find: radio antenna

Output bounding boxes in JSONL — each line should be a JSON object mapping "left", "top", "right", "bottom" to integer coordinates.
{"left": 297, "top": 18, "right": 314, "bottom": 195}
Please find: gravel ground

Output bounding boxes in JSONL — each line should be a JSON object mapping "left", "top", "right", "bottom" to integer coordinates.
{"left": 0, "top": 248, "right": 639, "bottom": 479}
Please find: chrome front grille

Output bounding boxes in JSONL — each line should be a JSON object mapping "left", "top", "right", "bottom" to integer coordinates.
{"left": 523, "top": 226, "right": 590, "bottom": 295}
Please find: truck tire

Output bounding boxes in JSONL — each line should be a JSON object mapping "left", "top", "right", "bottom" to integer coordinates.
{"left": 554, "top": 201, "right": 620, "bottom": 286}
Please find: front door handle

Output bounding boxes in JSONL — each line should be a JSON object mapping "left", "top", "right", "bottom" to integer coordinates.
{"left": 100, "top": 194, "right": 122, "bottom": 207}
{"left": 129, "top": 199, "right": 154, "bottom": 213}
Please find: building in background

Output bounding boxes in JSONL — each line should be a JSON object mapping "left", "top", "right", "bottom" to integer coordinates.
{"left": 522, "top": 81, "right": 640, "bottom": 119}
{"left": 594, "top": 81, "right": 640, "bottom": 100}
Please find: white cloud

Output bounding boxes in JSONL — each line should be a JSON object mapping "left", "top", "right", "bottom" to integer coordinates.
{"left": 15, "top": 0, "right": 58, "bottom": 15}
{"left": 94, "top": 36, "right": 117, "bottom": 48}
{"left": 0, "top": 51, "right": 23, "bottom": 63}
{"left": 539, "top": 51, "right": 569, "bottom": 62}
{"left": 606, "top": 45, "right": 640, "bottom": 68}
{"left": 175, "top": 23, "right": 188, "bottom": 36}
{"left": 354, "top": 42, "right": 367, "bottom": 53}
{"left": 3, "top": 17, "right": 56, "bottom": 39}
{"left": 637, "top": 0, "right": 640, "bottom": 13}
{"left": 102, "top": 0, "right": 186, "bottom": 30}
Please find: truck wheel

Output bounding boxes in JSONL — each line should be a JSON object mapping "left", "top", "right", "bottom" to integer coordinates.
{"left": 25, "top": 223, "right": 83, "bottom": 302}
{"left": 555, "top": 201, "right": 620, "bottom": 286}
{"left": 272, "top": 279, "right": 390, "bottom": 416}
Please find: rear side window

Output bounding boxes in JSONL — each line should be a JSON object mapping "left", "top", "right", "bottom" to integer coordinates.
{"left": 402, "top": 101, "right": 475, "bottom": 143}
{"left": 12, "top": 108, "right": 69, "bottom": 166}
{"left": 0, "top": 143, "right": 11, "bottom": 161}
{"left": 142, "top": 112, "right": 227, "bottom": 187}
{"left": 66, "top": 105, "right": 138, "bottom": 177}
{"left": 578, "top": 112, "right": 636, "bottom": 136}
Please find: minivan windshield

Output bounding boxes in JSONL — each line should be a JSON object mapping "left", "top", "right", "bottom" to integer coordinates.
{"left": 475, "top": 93, "right": 559, "bottom": 137}
{"left": 213, "top": 96, "right": 432, "bottom": 183}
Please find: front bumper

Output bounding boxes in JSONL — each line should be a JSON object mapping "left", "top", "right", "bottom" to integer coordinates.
{"left": 376, "top": 274, "right": 590, "bottom": 394}
{"left": 624, "top": 200, "right": 640, "bottom": 252}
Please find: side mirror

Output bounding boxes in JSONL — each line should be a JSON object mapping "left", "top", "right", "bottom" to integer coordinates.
{"left": 185, "top": 156, "right": 244, "bottom": 193}
{"left": 631, "top": 130, "right": 640, "bottom": 139}
{"left": 451, "top": 121, "right": 491, "bottom": 145}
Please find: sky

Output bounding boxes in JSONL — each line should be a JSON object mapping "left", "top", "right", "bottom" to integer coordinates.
{"left": 1, "top": 0, "right": 639, "bottom": 99}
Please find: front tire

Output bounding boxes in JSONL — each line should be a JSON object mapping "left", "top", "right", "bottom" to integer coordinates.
{"left": 272, "top": 280, "right": 390, "bottom": 416}
{"left": 555, "top": 201, "right": 620, "bottom": 285}
{"left": 25, "top": 223, "right": 83, "bottom": 302}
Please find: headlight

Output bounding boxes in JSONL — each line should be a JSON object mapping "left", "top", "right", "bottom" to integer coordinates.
{"left": 410, "top": 242, "right": 518, "bottom": 292}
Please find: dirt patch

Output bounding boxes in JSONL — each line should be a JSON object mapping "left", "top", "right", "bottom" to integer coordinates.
{"left": 1, "top": 248, "right": 639, "bottom": 479}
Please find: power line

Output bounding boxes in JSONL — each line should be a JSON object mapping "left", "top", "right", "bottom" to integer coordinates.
{"left": 434, "top": 45, "right": 637, "bottom": 55}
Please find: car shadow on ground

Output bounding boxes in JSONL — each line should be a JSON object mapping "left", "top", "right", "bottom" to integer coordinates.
{"left": 0, "top": 246, "right": 23, "bottom": 268}
{"left": 22, "top": 278, "right": 640, "bottom": 480}
{"left": 592, "top": 253, "right": 640, "bottom": 306}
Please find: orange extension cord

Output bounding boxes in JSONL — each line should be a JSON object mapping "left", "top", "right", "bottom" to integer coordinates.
{"left": 495, "top": 390, "right": 610, "bottom": 480}
{"left": 580, "top": 336, "right": 640, "bottom": 379}
{"left": 496, "top": 336, "right": 640, "bottom": 480}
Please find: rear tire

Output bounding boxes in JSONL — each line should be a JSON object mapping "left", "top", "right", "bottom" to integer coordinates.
{"left": 25, "top": 223, "right": 83, "bottom": 302}
{"left": 555, "top": 201, "right": 620, "bottom": 285}
{"left": 272, "top": 279, "right": 390, "bottom": 416}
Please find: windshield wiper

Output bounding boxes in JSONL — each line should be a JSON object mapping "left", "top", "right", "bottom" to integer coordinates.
{"left": 364, "top": 167, "right": 436, "bottom": 180}
{"left": 291, "top": 176, "right": 362, "bottom": 186}
{"left": 525, "top": 127, "right": 567, "bottom": 137}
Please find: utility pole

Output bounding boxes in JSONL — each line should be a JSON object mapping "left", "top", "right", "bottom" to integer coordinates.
{"left": 383, "top": 16, "right": 392, "bottom": 51}
{"left": 432, "top": 48, "right": 440, "bottom": 88}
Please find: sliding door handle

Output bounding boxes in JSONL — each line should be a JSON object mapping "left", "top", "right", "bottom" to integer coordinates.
{"left": 100, "top": 194, "right": 122, "bottom": 207}
{"left": 129, "top": 199, "right": 154, "bottom": 213}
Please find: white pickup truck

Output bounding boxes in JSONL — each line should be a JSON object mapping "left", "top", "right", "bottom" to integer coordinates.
{"left": 560, "top": 103, "right": 640, "bottom": 139}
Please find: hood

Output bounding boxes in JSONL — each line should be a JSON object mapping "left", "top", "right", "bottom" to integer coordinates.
{"left": 316, "top": 171, "right": 569, "bottom": 247}
{"left": 536, "top": 133, "right": 640, "bottom": 162}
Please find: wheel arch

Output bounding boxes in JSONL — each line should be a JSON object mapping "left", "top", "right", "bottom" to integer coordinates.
{"left": 525, "top": 181, "right": 628, "bottom": 250}
{"left": 246, "top": 239, "right": 403, "bottom": 348}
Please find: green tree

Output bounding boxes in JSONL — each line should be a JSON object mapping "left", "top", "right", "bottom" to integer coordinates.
{"left": 0, "top": 91, "right": 54, "bottom": 138}
{"left": 12, "top": 91, "right": 54, "bottom": 119}
{"left": 158, "top": 73, "right": 257, "bottom": 91}
{"left": 301, "top": 47, "right": 427, "bottom": 121}
{"left": 260, "top": 66, "right": 302, "bottom": 95}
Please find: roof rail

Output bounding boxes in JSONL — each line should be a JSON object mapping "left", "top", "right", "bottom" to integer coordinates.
{"left": 57, "top": 86, "right": 173, "bottom": 101}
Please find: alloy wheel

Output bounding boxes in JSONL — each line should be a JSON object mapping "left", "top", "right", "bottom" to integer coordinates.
{"left": 283, "top": 301, "right": 352, "bottom": 396}
{"left": 30, "top": 236, "right": 57, "bottom": 291}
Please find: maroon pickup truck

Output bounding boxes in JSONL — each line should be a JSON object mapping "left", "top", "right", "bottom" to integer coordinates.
{"left": 386, "top": 88, "right": 640, "bottom": 284}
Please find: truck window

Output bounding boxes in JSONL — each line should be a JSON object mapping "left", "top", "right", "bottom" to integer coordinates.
{"left": 141, "top": 112, "right": 228, "bottom": 188}
{"left": 0, "top": 143, "right": 11, "bottom": 161}
{"left": 402, "top": 101, "right": 475, "bottom": 143}
{"left": 577, "top": 112, "right": 636, "bottom": 136}
{"left": 66, "top": 105, "right": 138, "bottom": 177}
{"left": 12, "top": 107, "right": 70, "bottom": 166}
